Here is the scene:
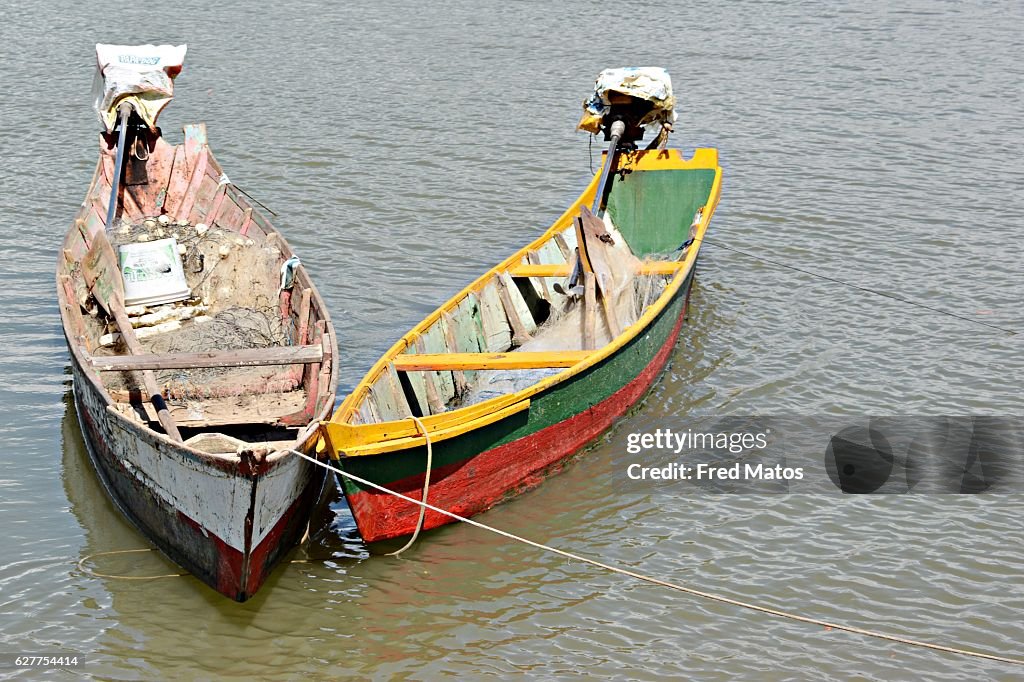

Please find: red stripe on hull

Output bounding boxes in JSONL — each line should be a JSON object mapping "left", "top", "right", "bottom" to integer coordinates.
{"left": 172, "top": 511, "right": 246, "bottom": 598}
{"left": 244, "top": 479, "right": 320, "bottom": 597}
{"left": 346, "top": 296, "right": 690, "bottom": 542}
{"left": 174, "top": 482, "right": 316, "bottom": 600}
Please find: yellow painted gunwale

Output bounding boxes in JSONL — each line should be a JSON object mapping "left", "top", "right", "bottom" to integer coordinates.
{"left": 325, "top": 147, "right": 722, "bottom": 457}
{"left": 322, "top": 399, "right": 531, "bottom": 455}
{"left": 391, "top": 351, "right": 594, "bottom": 372}
{"left": 508, "top": 261, "right": 683, "bottom": 278}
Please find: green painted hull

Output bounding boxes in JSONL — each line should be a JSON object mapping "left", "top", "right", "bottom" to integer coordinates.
{"left": 341, "top": 271, "right": 693, "bottom": 541}
{"left": 331, "top": 152, "right": 722, "bottom": 542}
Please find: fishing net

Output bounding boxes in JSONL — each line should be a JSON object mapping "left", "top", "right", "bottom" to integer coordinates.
{"left": 100, "top": 216, "right": 295, "bottom": 401}
{"left": 146, "top": 303, "right": 290, "bottom": 391}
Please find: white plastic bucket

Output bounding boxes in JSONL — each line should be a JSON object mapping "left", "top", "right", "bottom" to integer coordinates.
{"left": 118, "top": 237, "right": 191, "bottom": 307}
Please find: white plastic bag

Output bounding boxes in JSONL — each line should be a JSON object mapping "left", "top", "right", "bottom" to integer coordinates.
{"left": 92, "top": 44, "right": 187, "bottom": 131}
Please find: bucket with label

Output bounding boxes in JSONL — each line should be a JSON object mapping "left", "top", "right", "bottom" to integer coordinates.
{"left": 118, "top": 237, "right": 191, "bottom": 307}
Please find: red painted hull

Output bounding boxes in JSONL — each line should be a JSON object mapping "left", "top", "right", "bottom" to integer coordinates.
{"left": 345, "top": 293, "right": 689, "bottom": 542}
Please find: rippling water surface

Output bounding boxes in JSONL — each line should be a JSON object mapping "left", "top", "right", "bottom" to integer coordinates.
{"left": 1, "top": 0, "right": 1021, "bottom": 678}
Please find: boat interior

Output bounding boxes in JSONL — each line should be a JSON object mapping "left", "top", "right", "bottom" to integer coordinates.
{"left": 338, "top": 153, "right": 719, "bottom": 434}
{"left": 59, "top": 122, "right": 335, "bottom": 455}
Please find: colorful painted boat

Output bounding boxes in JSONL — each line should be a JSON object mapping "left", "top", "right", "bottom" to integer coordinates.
{"left": 57, "top": 45, "right": 337, "bottom": 600}
{"left": 321, "top": 141, "right": 722, "bottom": 542}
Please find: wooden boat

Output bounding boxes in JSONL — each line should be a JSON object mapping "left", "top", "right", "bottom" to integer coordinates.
{"left": 57, "top": 46, "right": 337, "bottom": 600}
{"left": 321, "top": 82, "right": 721, "bottom": 541}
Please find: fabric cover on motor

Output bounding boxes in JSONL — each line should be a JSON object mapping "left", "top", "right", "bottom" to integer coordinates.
{"left": 577, "top": 67, "right": 676, "bottom": 134}
{"left": 93, "top": 44, "right": 187, "bottom": 131}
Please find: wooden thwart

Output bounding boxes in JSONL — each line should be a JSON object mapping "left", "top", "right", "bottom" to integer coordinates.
{"left": 508, "top": 261, "right": 682, "bottom": 278}
{"left": 393, "top": 351, "right": 592, "bottom": 372}
{"left": 88, "top": 345, "right": 323, "bottom": 372}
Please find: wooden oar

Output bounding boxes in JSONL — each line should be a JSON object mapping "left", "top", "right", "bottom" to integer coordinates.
{"left": 581, "top": 270, "right": 597, "bottom": 350}
{"left": 82, "top": 232, "right": 183, "bottom": 441}
{"left": 86, "top": 100, "right": 182, "bottom": 441}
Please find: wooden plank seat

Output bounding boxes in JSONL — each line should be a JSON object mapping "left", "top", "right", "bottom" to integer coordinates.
{"left": 87, "top": 345, "right": 323, "bottom": 372}
{"left": 392, "top": 351, "right": 592, "bottom": 372}
{"left": 507, "top": 261, "right": 683, "bottom": 278}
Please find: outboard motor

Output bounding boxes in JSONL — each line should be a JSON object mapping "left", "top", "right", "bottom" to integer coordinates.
{"left": 93, "top": 44, "right": 187, "bottom": 194}
{"left": 577, "top": 67, "right": 677, "bottom": 215}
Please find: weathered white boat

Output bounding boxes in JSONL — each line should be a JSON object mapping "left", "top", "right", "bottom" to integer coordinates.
{"left": 57, "top": 45, "right": 337, "bottom": 600}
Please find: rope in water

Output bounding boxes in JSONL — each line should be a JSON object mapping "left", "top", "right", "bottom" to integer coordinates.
{"left": 694, "top": 236, "right": 1016, "bottom": 335}
{"left": 293, "top": 449, "right": 1023, "bottom": 666}
{"left": 385, "top": 415, "right": 432, "bottom": 556}
{"left": 75, "top": 418, "right": 430, "bottom": 577}
{"left": 74, "top": 419, "right": 430, "bottom": 576}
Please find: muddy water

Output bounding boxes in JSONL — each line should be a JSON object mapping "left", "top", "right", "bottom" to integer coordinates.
{"left": 1, "top": 0, "right": 1021, "bottom": 678}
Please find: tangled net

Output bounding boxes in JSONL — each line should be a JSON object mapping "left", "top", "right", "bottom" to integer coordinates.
{"left": 145, "top": 300, "right": 291, "bottom": 398}
{"left": 98, "top": 214, "right": 297, "bottom": 402}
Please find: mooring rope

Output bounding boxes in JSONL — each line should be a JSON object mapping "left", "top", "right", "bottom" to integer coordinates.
{"left": 385, "top": 415, "right": 432, "bottom": 556}
{"left": 293, "top": 449, "right": 1023, "bottom": 666}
